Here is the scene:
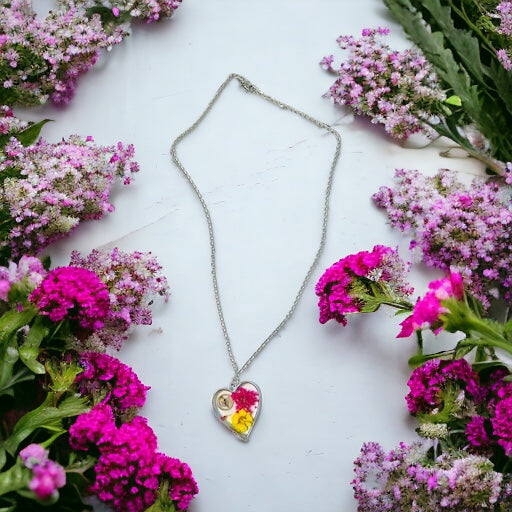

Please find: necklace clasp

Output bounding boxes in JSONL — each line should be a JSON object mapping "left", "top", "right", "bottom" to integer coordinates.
{"left": 237, "top": 75, "right": 258, "bottom": 93}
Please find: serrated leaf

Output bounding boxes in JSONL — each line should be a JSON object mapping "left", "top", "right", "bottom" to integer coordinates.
{"left": 418, "top": 0, "right": 485, "bottom": 84}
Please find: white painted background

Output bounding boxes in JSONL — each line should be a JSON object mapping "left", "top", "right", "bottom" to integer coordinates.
{"left": 20, "top": 1, "right": 483, "bottom": 510}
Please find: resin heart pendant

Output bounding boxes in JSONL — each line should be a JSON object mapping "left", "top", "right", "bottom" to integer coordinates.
{"left": 212, "top": 382, "right": 261, "bottom": 442}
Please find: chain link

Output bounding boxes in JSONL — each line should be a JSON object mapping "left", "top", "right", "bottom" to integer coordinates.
{"left": 170, "top": 73, "right": 342, "bottom": 390}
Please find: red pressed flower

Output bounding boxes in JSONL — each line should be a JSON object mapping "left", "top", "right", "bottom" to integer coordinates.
{"left": 231, "top": 387, "right": 259, "bottom": 412}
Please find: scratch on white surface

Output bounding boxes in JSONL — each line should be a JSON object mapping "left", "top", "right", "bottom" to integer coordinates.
{"left": 96, "top": 211, "right": 175, "bottom": 250}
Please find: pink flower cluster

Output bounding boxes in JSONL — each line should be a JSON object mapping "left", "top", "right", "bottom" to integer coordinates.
{"left": 374, "top": 168, "right": 512, "bottom": 308}
{"left": 0, "top": 0, "right": 124, "bottom": 105}
{"left": 321, "top": 27, "right": 445, "bottom": 139}
{"left": 29, "top": 266, "right": 110, "bottom": 331}
{"left": 397, "top": 272, "right": 463, "bottom": 338}
{"left": 70, "top": 248, "right": 169, "bottom": 350}
{"left": 405, "top": 358, "right": 482, "bottom": 415}
{"left": 70, "top": 0, "right": 182, "bottom": 23}
{"left": 76, "top": 352, "right": 149, "bottom": 413}
{"left": 352, "top": 441, "right": 508, "bottom": 511}
{"left": 69, "top": 404, "right": 198, "bottom": 512}
{"left": 316, "top": 245, "right": 412, "bottom": 325}
{"left": 0, "top": 255, "right": 47, "bottom": 301}
{"left": 19, "top": 443, "right": 66, "bottom": 500}
{"left": 0, "top": 134, "right": 139, "bottom": 260}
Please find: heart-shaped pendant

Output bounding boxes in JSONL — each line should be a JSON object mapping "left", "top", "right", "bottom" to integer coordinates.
{"left": 212, "top": 382, "right": 261, "bottom": 442}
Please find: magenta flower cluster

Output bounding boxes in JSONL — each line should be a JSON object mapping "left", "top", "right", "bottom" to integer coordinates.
{"left": 29, "top": 266, "right": 110, "bottom": 331}
{"left": 406, "top": 359, "right": 512, "bottom": 460}
{"left": 0, "top": 0, "right": 124, "bottom": 106}
{"left": 405, "top": 358, "right": 482, "bottom": 415}
{"left": 316, "top": 245, "right": 412, "bottom": 325}
{"left": 352, "top": 441, "right": 510, "bottom": 511}
{"left": 373, "top": 168, "right": 512, "bottom": 308}
{"left": 19, "top": 443, "right": 66, "bottom": 501}
{"left": 69, "top": 404, "right": 198, "bottom": 512}
{"left": 397, "top": 272, "right": 463, "bottom": 338}
{"left": 0, "top": 134, "right": 139, "bottom": 259}
{"left": 76, "top": 351, "right": 149, "bottom": 413}
{"left": 321, "top": 27, "right": 445, "bottom": 139}
{"left": 70, "top": 248, "right": 169, "bottom": 350}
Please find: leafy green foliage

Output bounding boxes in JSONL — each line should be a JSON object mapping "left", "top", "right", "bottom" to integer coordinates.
{"left": 384, "top": 0, "right": 512, "bottom": 163}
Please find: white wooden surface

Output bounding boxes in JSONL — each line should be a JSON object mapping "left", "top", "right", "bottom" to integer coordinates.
{"left": 20, "top": 1, "right": 483, "bottom": 510}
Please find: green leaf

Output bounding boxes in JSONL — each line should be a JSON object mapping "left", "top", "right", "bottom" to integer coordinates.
{"left": 445, "top": 95, "right": 462, "bottom": 106}
{"left": 18, "top": 317, "right": 49, "bottom": 375}
{"left": 0, "top": 461, "right": 31, "bottom": 497}
{"left": 3, "top": 395, "right": 89, "bottom": 456}
{"left": 0, "top": 448, "right": 5, "bottom": 472}
{"left": 15, "top": 119, "right": 52, "bottom": 147}
{"left": 0, "top": 308, "right": 37, "bottom": 343}
{"left": 408, "top": 350, "right": 454, "bottom": 368}
{"left": 0, "top": 366, "right": 35, "bottom": 399}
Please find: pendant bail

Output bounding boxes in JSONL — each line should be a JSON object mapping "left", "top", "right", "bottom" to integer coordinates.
{"left": 230, "top": 374, "right": 240, "bottom": 391}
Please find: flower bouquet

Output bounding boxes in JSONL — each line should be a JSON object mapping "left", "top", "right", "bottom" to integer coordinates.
{"left": 320, "top": 0, "right": 512, "bottom": 509}
{"left": 0, "top": 1, "right": 198, "bottom": 511}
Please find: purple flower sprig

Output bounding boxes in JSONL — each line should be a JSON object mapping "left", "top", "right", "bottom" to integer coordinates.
{"left": 352, "top": 441, "right": 511, "bottom": 511}
{"left": 321, "top": 27, "right": 447, "bottom": 140}
{"left": 374, "top": 168, "right": 512, "bottom": 308}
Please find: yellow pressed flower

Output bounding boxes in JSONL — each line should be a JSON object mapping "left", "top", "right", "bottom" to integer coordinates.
{"left": 230, "top": 408, "right": 253, "bottom": 433}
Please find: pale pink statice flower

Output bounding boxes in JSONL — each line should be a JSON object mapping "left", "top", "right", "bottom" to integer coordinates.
{"left": 321, "top": 27, "right": 446, "bottom": 139}
{"left": 0, "top": 135, "right": 139, "bottom": 261}
{"left": 352, "top": 441, "right": 509, "bottom": 511}
{"left": 397, "top": 272, "right": 464, "bottom": 338}
{"left": 62, "top": 0, "right": 182, "bottom": 23}
{"left": 70, "top": 248, "right": 169, "bottom": 350}
{"left": 491, "top": 2, "right": 512, "bottom": 70}
{"left": 0, "top": 0, "right": 125, "bottom": 106}
{"left": 374, "top": 169, "right": 512, "bottom": 307}
{"left": 19, "top": 444, "right": 66, "bottom": 501}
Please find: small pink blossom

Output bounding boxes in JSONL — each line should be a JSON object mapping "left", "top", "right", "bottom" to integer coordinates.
{"left": 397, "top": 272, "right": 463, "bottom": 338}
{"left": 19, "top": 444, "right": 66, "bottom": 501}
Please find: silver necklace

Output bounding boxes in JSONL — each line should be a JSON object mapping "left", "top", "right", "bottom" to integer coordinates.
{"left": 170, "top": 73, "right": 341, "bottom": 441}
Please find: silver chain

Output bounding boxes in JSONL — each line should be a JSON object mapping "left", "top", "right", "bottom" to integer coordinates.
{"left": 170, "top": 73, "right": 341, "bottom": 390}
